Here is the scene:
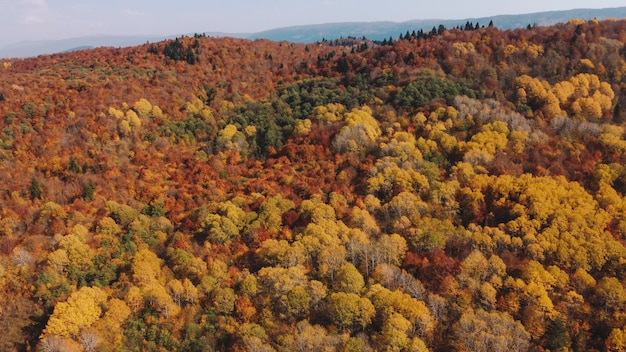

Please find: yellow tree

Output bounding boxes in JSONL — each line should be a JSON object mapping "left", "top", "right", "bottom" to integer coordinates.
{"left": 92, "top": 298, "right": 131, "bottom": 350}
{"left": 607, "top": 328, "right": 626, "bottom": 352}
{"left": 42, "top": 286, "right": 107, "bottom": 339}
{"left": 332, "top": 106, "right": 381, "bottom": 157}
{"left": 377, "top": 311, "right": 412, "bottom": 352}
{"left": 367, "top": 284, "right": 434, "bottom": 338}
{"left": 334, "top": 262, "right": 365, "bottom": 294}
{"left": 453, "top": 309, "right": 530, "bottom": 352}
{"left": 57, "top": 224, "right": 94, "bottom": 272}
{"left": 131, "top": 247, "right": 162, "bottom": 286}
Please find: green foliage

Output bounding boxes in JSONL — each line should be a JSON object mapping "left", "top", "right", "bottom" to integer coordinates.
{"left": 326, "top": 292, "right": 375, "bottom": 331}
{"left": 275, "top": 78, "right": 358, "bottom": 120}
{"left": 81, "top": 180, "right": 96, "bottom": 201}
{"left": 163, "top": 38, "right": 198, "bottom": 64}
{"left": 30, "top": 176, "right": 42, "bottom": 200}
{"left": 161, "top": 101, "right": 216, "bottom": 145}
{"left": 394, "top": 70, "right": 477, "bottom": 110}
{"left": 229, "top": 100, "right": 294, "bottom": 156}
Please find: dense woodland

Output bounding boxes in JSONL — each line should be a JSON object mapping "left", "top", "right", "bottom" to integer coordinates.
{"left": 2, "top": 17, "right": 626, "bottom": 351}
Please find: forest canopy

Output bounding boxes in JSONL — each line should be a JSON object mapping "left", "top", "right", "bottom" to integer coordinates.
{"left": 1, "top": 18, "right": 626, "bottom": 351}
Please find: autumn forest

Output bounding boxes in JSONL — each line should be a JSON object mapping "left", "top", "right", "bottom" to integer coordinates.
{"left": 2, "top": 18, "right": 626, "bottom": 352}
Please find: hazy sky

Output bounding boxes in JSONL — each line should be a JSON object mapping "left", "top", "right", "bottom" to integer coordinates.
{"left": 1, "top": 0, "right": 625, "bottom": 47}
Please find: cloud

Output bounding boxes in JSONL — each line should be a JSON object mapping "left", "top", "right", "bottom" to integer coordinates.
{"left": 15, "top": 0, "right": 49, "bottom": 24}
{"left": 23, "top": 13, "right": 43, "bottom": 24}
{"left": 122, "top": 9, "right": 148, "bottom": 17}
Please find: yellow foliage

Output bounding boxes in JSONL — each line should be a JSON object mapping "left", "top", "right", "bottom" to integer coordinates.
{"left": 58, "top": 230, "right": 93, "bottom": 270}
{"left": 367, "top": 284, "right": 434, "bottom": 337}
{"left": 516, "top": 75, "right": 550, "bottom": 101}
{"left": 133, "top": 98, "right": 152, "bottom": 116}
{"left": 509, "top": 128, "right": 530, "bottom": 154}
{"left": 294, "top": 119, "right": 312, "bottom": 135}
{"left": 515, "top": 75, "right": 562, "bottom": 118}
{"left": 132, "top": 248, "right": 162, "bottom": 286}
{"left": 607, "top": 328, "right": 626, "bottom": 352}
{"left": 461, "top": 122, "right": 509, "bottom": 165}
{"left": 350, "top": 207, "right": 380, "bottom": 236}
{"left": 144, "top": 278, "right": 180, "bottom": 317}
{"left": 314, "top": 103, "right": 345, "bottom": 122}
{"left": 452, "top": 42, "right": 476, "bottom": 57}
{"left": 579, "top": 58, "right": 595, "bottom": 70}
{"left": 151, "top": 105, "right": 163, "bottom": 118}
{"left": 503, "top": 44, "right": 518, "bottom": 57}
{"left": 40, "top": 201, "right": 68, "bottom": 221}
{"left": 108, "top": 107, "right": 124, "bottom": 119}
{"left": 379, "top": 131, "right": 423, "bottom": 164}
{"left": 599, "top": 125, "right": 626, "bottom": 154}
{"left": 42, "top": 287, "right": 107, "bottom": 338}
{"left": 125, "top": 286, "right": 144, "bottom": 312}
{"left": 522, "top": 43, "right": 544, "bottom": 59}
{"left": 552, "top": 80, "right": 575, "bottom": 104}
{"left": 416, "top": 137, "right": 439, "bottom": 156}
{"left": 462, "top": 173, "right": 622, "bottom": 271}
{"left": 47, "top": 249, "right": 70, "bottom": 272}
{"left": 333, "top": 107, "right": 381, "bottom": 155}
{"left": 126, "top": 109, "right": 141, "bottom": 127}
{"left": 572, "top": 96, "right": 603, "bottom": 119}
{"left": 118, "top": 119, "right": 131, "bottom": 135}
{"left": 379, "top": 311, "right": 412, "bottom": 350}
{"left": 220, "top": 124, "right": 238, "bottom": 140}
{"left": 102, "top": 298, "right": 131, "bottom": 327}
{"left": 367, "top": 161, "right": 430, "bottom": 196}
{"left": 568, "top": 18, "right": 586, "bottom": 25}
{"left": 185, "top": 97, "right": 204, "bottom": 115}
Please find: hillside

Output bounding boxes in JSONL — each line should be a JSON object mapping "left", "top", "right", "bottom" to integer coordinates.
{"left": 1, "top": 18, "right": 626, "bottom": 351}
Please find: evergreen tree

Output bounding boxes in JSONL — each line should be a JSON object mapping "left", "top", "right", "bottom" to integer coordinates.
{"left": 30, "top": 177, "right": 42, "bottom": 200}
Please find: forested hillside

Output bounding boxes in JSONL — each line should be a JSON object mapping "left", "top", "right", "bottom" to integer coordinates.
{"left": 2, "top": 18, "right": 626, "bottom": 351}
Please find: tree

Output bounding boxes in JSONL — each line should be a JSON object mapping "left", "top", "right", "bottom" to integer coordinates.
{"left": 332, "top": 106, "right": 381, "bottom": 157}
{"left": 42, "top": 286, "right": 107, "bottom": 338}
{"left": 334, "top": 262, "right": 365, "bottom": 294}
{"left": 30, "top": 176, "right": 43, "bottom": 200}
{"left": 212, "top": 287, "right": 237, "bottom": 315}
{"left": 286, "top": 286, "right": 311, "bottom": 320}
{"left": 278, "top": 320, "right": 340, "bottom": 352}
{"left": 367, "top": 284, "right": 434, "bottom": 337}
{"left": 131, "top": 248, "right": 162, "bottom": 286}
{"left": 377, "top": 311, "right": 412, "bottom": 352}
{"left": 57, "top": 225, "right": 94, "bottom": 272}
{"left": 326, "top": 292, "right": 375, "bottom": 332}
{"left": 607, "top": 328, "right": 626, "bottom": 352}
{"left": 317, "top": 244, "right": 347, "bottom": 284}
{"left": 453, "top": 309, "right": 530, "bottom": 352}
{"left": 596, "top": 276, "right": 626, "bottom": 313}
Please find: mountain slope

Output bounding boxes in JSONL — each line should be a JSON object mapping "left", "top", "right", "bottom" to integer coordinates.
{"left": 1, "top": 18, "right": 626, "bottom": 351}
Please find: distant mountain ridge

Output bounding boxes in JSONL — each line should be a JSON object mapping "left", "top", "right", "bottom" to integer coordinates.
{"left": 1, "top": 6, "right": 625, "bottom": 58}
{"left": 252, "top": 7, "right": 626, "bottom": 43}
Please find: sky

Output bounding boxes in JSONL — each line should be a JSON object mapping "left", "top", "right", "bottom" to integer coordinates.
{"left": 1, "top": 0, "right": 625, "bottom": 48}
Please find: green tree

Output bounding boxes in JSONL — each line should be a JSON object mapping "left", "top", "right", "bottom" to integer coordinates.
{"left": 334, "top": 262, "right": 365, "bottom": 294}
{"left": 326, "top": 292, "right": 375, "bottom": 332}
{"left": 30, "top": 176, "right": 42, "bottom": 200}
